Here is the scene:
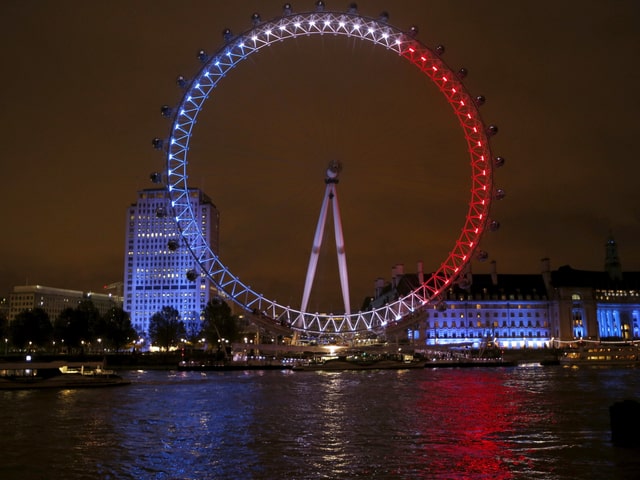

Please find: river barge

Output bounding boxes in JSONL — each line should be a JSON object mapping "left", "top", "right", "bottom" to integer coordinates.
{"left": 0, "top": 361, "right": 130, "bottom": 389}
{"left": 292, "top": 351, "right": 427, "bottom": 371}
{"left": 177, "top": 359, "right": 294, "bottom": 371}
{"left": 559, "top": 343, "right": 640, "bottom": 366}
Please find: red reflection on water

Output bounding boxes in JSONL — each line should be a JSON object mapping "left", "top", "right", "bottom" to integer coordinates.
{"left": 412, "top": 369, "right": 531, "bottom": 479}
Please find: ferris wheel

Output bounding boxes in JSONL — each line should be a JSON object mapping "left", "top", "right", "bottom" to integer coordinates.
{"left": 152, "top": 2, "right": 505, "bottom": 336}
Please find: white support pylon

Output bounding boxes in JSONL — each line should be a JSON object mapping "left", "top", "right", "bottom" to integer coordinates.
{"left": 300, "top": 161, "right": 351, "bottom": 315}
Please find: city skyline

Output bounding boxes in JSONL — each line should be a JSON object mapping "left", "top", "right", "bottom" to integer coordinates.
{"left": 2, "top": 1, "right": 639, "bottom": 313}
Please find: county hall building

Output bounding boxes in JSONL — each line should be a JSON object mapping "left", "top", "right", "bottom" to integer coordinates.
{"left": 370, "top": 236, "right": 640, "bottom": 349}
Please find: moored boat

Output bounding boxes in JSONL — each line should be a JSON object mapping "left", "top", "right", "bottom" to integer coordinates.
{"left": 559, "top": 343, "right": 640, "bottom": 366}
{"left": 177, "top": 359, "right": 294, "bottom": 371}
{"left": 0, "top": 361, "right": 130, "bottom": 389}
{"left": 292, "top": 352, "right": 426, "bottom": 371}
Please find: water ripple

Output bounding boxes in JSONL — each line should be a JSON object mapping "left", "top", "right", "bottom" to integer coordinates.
{"left": 2, "top": 367, "right": 640, "bottom": 479}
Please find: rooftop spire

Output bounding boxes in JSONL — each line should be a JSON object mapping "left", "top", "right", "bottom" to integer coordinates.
{"left": 604, "top": 233, "right": 623, "bottom": 281}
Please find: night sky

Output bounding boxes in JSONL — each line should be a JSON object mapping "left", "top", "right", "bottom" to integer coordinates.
{"left": 2, "top": 1, "right": 639, "bottom": 313}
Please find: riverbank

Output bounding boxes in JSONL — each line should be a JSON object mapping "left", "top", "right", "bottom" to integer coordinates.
{"left": 0, "top": 353, "right": 182, "bottom": 371}
{"left": 501, "top": 348, "right": 560, "bottom": 365}
{"left": 0, "top": 348, "right": 560, "bottom": 371}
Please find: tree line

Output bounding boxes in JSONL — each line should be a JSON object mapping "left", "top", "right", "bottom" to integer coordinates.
{"left": 0, "top": 297, "right": 239, "bottom": 355}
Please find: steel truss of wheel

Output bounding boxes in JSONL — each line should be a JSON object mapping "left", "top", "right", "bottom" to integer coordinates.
{"left": 159, "top": 4, "right": 503, "bottom": 336}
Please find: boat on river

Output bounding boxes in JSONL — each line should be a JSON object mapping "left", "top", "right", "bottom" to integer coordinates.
{"left": 178, "top": 359, "right": 294, "bottom": 371}
{"left": 0, "top": 361, "right": 130, "bottom": 389}
{"left": 292, "top": 352, "right": 426, "bottom": 371}
{"left": 559, "top": 343, "right": 640, "bottom": 366}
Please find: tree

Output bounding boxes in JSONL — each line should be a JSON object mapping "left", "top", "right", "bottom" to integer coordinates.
{"left": 202, "top": 297, "right": 239, "bottom": 355}
{"left": 101, "top": 306, "right": 136, "bottom": 352}
{"left": 0, "top": 312, "right": 7, "bottom": 355}
{"left": 10, "top": 308, "right": 53, "bottom": 350}
{"left": 183, "top": 320, "right": 203, "bottom": 346}
{"left": 52, "top": 299, "right": 107, "bottom": 353}
{"left": 148, "top": 306, "right": 186, "bottom": 351}
{"left": 78, "top": 299, "right": 101, "bottom": 340}
{"left": 0, "top": 311, "right": 8, "bottom": 340}
{"left": 54, "top": 307, "right": 89, "bottom": 353}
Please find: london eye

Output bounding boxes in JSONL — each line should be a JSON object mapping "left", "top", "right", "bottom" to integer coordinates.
{"left": 152, "top": 2, "right": 504, "bottom": 337}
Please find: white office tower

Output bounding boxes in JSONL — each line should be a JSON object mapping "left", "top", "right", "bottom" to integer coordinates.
{"left": 123, "top": 188, "right": 219, "bottom": 340}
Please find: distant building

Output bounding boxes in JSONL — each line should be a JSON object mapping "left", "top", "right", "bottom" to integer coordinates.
{"left": 373, "top": 262, "right": 552, "bottom": 349}
{"left": 369, "top": 236, "right": 640, "bottom": 349}
{"left": 546, "top": 236, "right": 640, "bottom": 343}
{"left": 8, "top": 285, "right": 120, "bottom": 322}
{"left": 0, "top": 297, "right": 8, "bottom": 320}
{"left": 123, "top": 188, "right": 219, "bottom": 339}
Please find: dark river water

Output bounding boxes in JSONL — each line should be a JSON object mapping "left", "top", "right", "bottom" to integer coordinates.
{"left": 1, "top": 365, "right": 639, "bottom": 479}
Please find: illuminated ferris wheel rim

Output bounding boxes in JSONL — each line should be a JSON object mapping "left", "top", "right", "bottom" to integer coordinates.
{"left": 161, "top": 4, "right": 501, "bottom": 334}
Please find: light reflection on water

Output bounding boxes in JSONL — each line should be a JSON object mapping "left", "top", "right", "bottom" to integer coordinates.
{"left": 1, "top": 366, "right": 639, "bottom": 479}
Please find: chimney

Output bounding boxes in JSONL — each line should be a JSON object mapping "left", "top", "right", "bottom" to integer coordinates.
{"left": 490, "top": 260, "right": 498, "bottom": 286}
{"left": 417, "top": 261, "right": 424, "bottom": 284}
{"left": 374, "top": 277, "right": 385, "bottom": 298}
{"left": 464, "top": 262, "right": 472, "bottom": 286}
{"left": 392, "top": 264, "right": 404, "bottom": 288}
{"left": 541, "top": 257, "right": 551, "bottom": 292}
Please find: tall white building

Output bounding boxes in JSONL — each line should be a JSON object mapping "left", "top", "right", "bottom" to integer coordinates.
{"left": 123, "top": 188, "right": 219, "bottom": 338}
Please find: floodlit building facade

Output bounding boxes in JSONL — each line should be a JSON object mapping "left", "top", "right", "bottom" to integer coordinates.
{"left": 123, "top": 188, "right": 219, "bottom": 339}
{"left": 8, "top": 285, "right": 120, "bottom": 322}
{"left": 370, "top": 237, "right": 640, "bottom": 349}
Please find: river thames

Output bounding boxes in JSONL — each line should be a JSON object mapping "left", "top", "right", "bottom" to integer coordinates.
{"left": 1, "top": 364, "right": 639, "bottom": 479}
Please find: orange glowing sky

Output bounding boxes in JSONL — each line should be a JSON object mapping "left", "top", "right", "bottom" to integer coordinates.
{"left": 1, "top": 1, "right": 639, "bottom": 311}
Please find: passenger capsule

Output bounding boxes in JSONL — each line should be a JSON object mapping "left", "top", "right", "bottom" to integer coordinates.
{"left": 494, "top": 156, "right": 506, "bottom": 168}
{"left": 378, "top": 11, "right": 389, "bottom": 23}
{"left": 487, "top": 125, "right": 499, "bottom": 136}
{"left": 222, "top": 28, "right": 233, "bottom": 42}
{"left": 408, "top": 25, "right": 419, "bottom": 37}
{"left": 160, "top": 105, "right": 172, "bottom": 118}
{"left": 495, "top": 189, "right": 506, "bottom": 200}
{"left": 489, "top": 220, "right": 501, "bottom": 232}
{"left": 155, "top": 207, "right": 167, "bottom": 218}
{"left": 176, "top": 75, "right": 187, "bottom": 88}
{"left": 196, "top": 49, "right": 208, "bottom": 63}
{"left": 315, "top": 0, "right": 325, "bottom": 12}
{"left": 151, "top": 138, "right": 163, "bottom": 150}
{"left": 437, "top": 302, "right": 447, "bottom": 312}
{"left": 149, "top": 172, "right": 162, "bottom": 184}
{"left": 251, "top": 13, "right": 261, "bottom": 25}
{"left": 186, "top": 269, "right": 198, "bottom": 281}
{"left": 348, "top": 3, "right": 358, "bottom": 14}
{"left": 167, "top": 239, "right": 179, "bottom": 251}
{"left": 283, "top": 3, "right": 293, "bottom": 15}
{"left": 435, "top": 44, "right": 445, "bottom": 56}
{"left": 475, "top": 95, "right": 486, "bottom": 106}
{"left": 457, "top": 67, "right": 468, "bottom": 79}
{"left": 477, "top": 250, "right": 489, "bottom": 262}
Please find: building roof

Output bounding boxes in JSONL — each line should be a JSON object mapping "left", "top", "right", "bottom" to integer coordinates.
{"left": 447, "top": 273, "right": 548, "bottom": 300}
{"left": 551, "top": 265, "right": 640, "bottom": 290}
{"left": 372, "top": 272, "right": 549, "bottom": 304}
